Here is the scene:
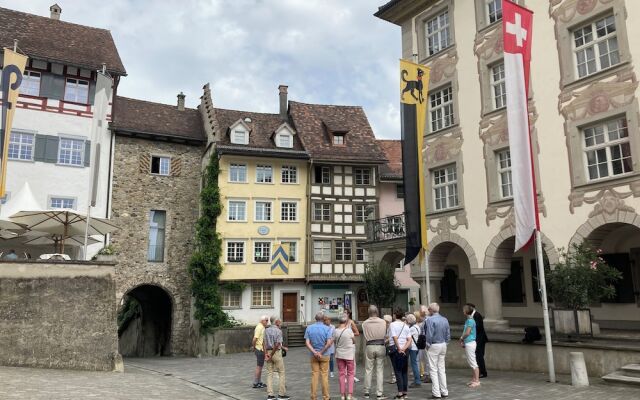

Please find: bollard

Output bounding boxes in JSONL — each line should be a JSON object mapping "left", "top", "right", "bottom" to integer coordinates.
{"left": 218, "top": 343, "right": 226, "bottom": 356}
{"left": 570, "top": 352, "right": 589, "bottom": 387}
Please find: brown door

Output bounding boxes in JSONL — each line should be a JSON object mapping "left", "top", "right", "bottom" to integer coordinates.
{"left": 282, "top": 293, "right": 297, "bottom": 323}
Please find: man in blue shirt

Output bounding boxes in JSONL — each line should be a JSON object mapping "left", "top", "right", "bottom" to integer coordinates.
{"left": 425, "top": 303, "right": 450, "bottom": 399}
{"left": 305, "top": 311, "right": 333, "bottom": 400}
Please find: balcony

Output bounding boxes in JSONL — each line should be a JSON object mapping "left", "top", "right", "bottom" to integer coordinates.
{"left": 366, "top": 214, "right": 406, "bottom": 243}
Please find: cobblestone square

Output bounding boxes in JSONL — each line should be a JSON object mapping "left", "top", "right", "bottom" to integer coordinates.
{"left": 1, "top": 348, "right": 638, "bottom": 399}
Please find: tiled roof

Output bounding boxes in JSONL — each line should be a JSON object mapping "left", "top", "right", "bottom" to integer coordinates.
{"left": 374, "top": 0, "right": 402, "bottom": 17}
{"left": 214, "top": 108, "right": 307, "bottom": 154}
{"left": 288, "top": 101, "right": 386, "bottom": 163}
{"left": 0, "top": 7, "right": 126, "bottom": 75}
{"left": 111, "top": 96, "right": 205, "bottom": 142}
{"left": 378, "top": 139, "right": 402, "bottom": 179}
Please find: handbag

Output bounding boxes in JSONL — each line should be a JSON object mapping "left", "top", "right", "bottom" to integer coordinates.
{"left": 282, "top": 348, "right": 287, "bottom": 357}
{"left": 386, "top": 324, "right": 406, "bottom": 355}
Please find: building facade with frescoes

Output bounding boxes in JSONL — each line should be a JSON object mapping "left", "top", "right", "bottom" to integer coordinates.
{"left": 376, "top": 0, "right": 640, "bottom": 329}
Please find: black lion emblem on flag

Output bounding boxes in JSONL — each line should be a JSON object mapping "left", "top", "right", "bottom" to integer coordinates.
{"left": 401, "top": 68, "right": 425, "bottom": 104}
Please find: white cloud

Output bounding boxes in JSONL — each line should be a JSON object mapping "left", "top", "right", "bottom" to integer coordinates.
{"left": 2, "top": 0, "right": 402, "bottom": 138}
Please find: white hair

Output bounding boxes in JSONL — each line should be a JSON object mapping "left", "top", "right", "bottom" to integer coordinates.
{"left": 315, "top": 311, "right": 325, "bottom": 321}
{"left": 428, "top": 302, "right": 440, "bottom": 313}
{"left": 420, "top": 305, "right": 429, "bottom": 313}
{"left": 406, "top": 313, "right": 416, "bottom": 324}
{"left": 260, "top": 315, "right": 269, "bottom": 321}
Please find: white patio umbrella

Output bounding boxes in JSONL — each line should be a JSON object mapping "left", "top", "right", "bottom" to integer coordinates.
{"left": 0, "top": 182, "right": 38, "bottom": 233}
{"left": 9, "top": 210, "right": 119, "bottom": 254}
{"left": 22, "top": 233, "right": 101, "bottom": 253}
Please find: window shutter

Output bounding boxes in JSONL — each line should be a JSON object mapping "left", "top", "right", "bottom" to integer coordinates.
{"left": 88, "top": 81, "right": 96, "bottom": 105}
{"left": 40, "top": 73, "right": 65, "bottom": 100}
{"left": 170, "top": 157, "right": 182, "bottom": 176}
{"left": 84, "top": 140, "right": 91, "bottom": 167}
{"left": 34, "top": 134, "right": 46, "bottom": 162}
{"left": 139, "top": 153, "right": 151, "bottom": 173}
{"left": 44, "top": 136, "right": 60, "bottom": 163}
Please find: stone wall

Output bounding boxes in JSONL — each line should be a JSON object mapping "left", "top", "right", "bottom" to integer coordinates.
{"left": 0, "top": 261, "right": 120, "bottom": 371}
{"left": 195, "top": 326, "right": 289, "bottom": 356}
{"left": 111, "top": 135, "right": 203, "bottom": 355}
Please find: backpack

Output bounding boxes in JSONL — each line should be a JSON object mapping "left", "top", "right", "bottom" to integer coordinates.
{"left": 522, "top": 326, "right": 542, "bottom": 344}
{"left": 416, "top": 333, "right": 427, "bottom": 350}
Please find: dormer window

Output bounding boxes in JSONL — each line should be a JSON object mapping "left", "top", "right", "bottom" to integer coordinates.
{"left": 277, "top": 133, "right": 293, "bottom": 148}
{"left": 333, "top": 133, "right": 345, "bottom": 146}
{"left": 231, "top": 128, "right": 248, "bottom": 145}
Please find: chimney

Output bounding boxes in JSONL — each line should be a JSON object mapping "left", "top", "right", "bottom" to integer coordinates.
{"left": 49, "top": 3, "right": 62, "bottom": 20}
{"left": 278, "top": 85, "right": 288, "bottom": 121}
{"left": 177, "top": 92, "right": 185, "bottom": 111}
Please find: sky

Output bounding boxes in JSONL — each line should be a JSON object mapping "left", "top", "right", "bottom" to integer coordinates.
{"left": 2, "top": 0, "right": 402, "bottom": 139}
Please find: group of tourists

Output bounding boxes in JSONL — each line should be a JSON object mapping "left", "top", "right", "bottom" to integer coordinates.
{"left": 250, "top": 302, "right": 489, "bottom": 400}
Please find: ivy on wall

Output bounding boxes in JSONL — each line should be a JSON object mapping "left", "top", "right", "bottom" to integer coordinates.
{"left": 188, "top": 152, "right": 232, "bottom": 333}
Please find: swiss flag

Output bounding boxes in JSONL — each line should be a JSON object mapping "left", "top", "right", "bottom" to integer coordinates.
{"left": 502, "top": 0, "right": 538, "bottom": 252}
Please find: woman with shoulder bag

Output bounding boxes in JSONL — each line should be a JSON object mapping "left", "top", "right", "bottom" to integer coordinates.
{"left": 406, "top": 313, "right": 422, "bottom": 388}
{"left": 389, "top": 309, "right": 411, "bottom": 399}
{"left": 334, "top": 313, "right": 356, "bottom": 400}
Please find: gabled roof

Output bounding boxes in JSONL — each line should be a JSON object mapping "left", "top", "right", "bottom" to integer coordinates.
{"left": 111, "top": 96, "right": 205, "bottom": 143}
{"left": 214, "top": 108, "right": 307, "bottom": 157}
{"left": 0, "top": 7, "right": 126, "bottom": 75}
{"left": 289, "top": 101, "right": 386, "bottom": 164}
{"left": 378, "top": 139, "right": 403, "bottom": 180}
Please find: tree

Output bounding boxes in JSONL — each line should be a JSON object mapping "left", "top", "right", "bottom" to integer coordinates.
{"left": 363, "top": 262, "right": 399, "bottom": 309}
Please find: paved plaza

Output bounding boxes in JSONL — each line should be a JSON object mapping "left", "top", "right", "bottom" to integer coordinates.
{"left": 0, "top": 348, "right": 638, "bottom": 399}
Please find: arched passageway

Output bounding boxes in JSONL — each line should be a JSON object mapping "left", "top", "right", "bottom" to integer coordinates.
{"left": 118, "top": 284, "right": 172, "bottom": 357}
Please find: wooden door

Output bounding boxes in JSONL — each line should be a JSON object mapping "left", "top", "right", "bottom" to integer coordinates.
{"left": 282, "top": 293, "right": 297, "bottom": 323}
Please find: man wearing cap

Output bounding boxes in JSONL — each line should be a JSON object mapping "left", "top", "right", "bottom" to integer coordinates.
{"left": 251, "top": 315, "right": 269, "bottom": 389}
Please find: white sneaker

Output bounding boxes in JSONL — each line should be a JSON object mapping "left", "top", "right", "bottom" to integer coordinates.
{"left": 354, "top": 377, "right": 360, "bottom": 382}
{"left": 330, "top": 372, "right": 335, "bottom": 378}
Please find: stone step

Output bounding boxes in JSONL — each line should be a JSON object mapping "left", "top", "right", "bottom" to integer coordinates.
{"left": 621, "top": 364, "right": 640, "bottom": 378}
{"left": 602, "top": 371, "right": 640, "bottom": 387}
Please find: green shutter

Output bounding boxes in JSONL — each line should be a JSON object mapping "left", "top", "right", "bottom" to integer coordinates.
{"left": 44, "top": 136, "right": 60, "bottom": 163}
{"left": 84, "top": 140, "right": 91, "bottom": 167}
{"left": 34, "top": 134, "right": 46, "bottom": 162}
{"left": 88, "top": 81, "right": 96, "bottom": 105}
{"left": 40, "top": 73, "right": 65, "bottom": 100}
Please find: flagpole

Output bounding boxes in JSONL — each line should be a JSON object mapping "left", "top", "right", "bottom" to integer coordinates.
{"left": 535, "top": 229, "right": 555, "bottom": 383}
{"left": 420, "top": 248, "right": 431, "bottom": 306}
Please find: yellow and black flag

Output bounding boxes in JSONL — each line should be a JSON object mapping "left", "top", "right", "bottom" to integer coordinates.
{"left": 1, "top": 48, "right": 28, "bottom": 197}
{"left": 400, "top": 59, "right": 429, "bottom": 265}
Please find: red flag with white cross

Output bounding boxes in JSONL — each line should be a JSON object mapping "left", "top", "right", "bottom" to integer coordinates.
{"left": 503, "top": 0, "right": 537, "bottom": 252}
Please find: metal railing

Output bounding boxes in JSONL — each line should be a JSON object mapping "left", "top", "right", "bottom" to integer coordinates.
{"left": 366, "top": 213, "right": 407, "bottom": 242}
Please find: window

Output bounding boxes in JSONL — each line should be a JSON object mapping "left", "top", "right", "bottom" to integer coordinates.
{"left": 147, "top": 210, "right": 166, "bottom": 262}
{"left": 281, "top": 241, "right": 298, "bottom": 262}
{"left": 254, "top": 241, "right": 271, "bottom": 263}
{"left": 314, "top": 166, "right": 330, "bottom": 184}
{"left": 50, "top": 197, "right": 75, "bottom": 209}
{"left": 356, "top": 243, "right": 368, "bottom": 262}
{"left": 602, "top": 253, "right": 636, "bottom": 303}
{"left": 433, "top": 165, "right": 459, "bottom": 211}
{"left": 496, "top": 149, "right": 512, "bottom": 199}
{"left": 440, "top": 268, "right": 459, "bottom": 303}
{"left": 231, "top": 128, "right": 248, "bottom": 145}
{"left": 150, "top": 156, "right": 170, "bottom": 175}
{"left": 573, "top": 14, "right": 619, "bottom": 79}
{"left": 583, "top": 117, "right": 632, "bottom": 181}
{"left": 277, "top": 133, "right": 293, "bottom": 148}
{"left": 313, "top": 203, "right": 331, "bottom": 222}
{"left": 256, "top": 165, "right": 273, "bottom": 183}
{"left": 333, "top": 133, "right": 345, "bottom": 145}
{"left": 313, "top": 241, "right": 332, "bottom": 262}
{"left": 229, "top": 163, "right": 247, "bottom": 182}
{"left": 430, "top": 85, "right": 454, "bottom": 132}
{"left": 336, "top": 241, "right": 352, "bottom": 262}
{"left": 58, "top": 138, "right": 84, "bottom": 166}
{"left": 355, "top": 204, "right": 368, "bottom": 223}
{"left": 354, "top": 168, "right": 371, "bottom": 185}
{"left": 228, "top": 201, "right": 246, "bottom": 221}
{"left": 426, "top": 10, "right": 451, "bottom": 56}
{"left": 226, "top": 241, "right": 245, "bottom": 263}
{"left": 501, "top": 260, "right": 525, "bottom": 303}
{"left": 252, "top": 285, "right": 272, "bottom": 307}
{"left": 222, "top": 290, "right": 241, "bottom": 308}
{"left": 396, "top": 183, "right": 405, "bottom": 199}
{"left": 486, "top": 0, "right": 502, "bottom": 24}
{"left": 64, "top": 78, "right": 89, "bottom": 103}
{"left": 491, "top": 63, "right": 506, "bottom": 110}
{"left": 255, "top": 201, "right": 273, "bottom": 221}
{"left": 281, "top": 165, "right": 298, "bottom": 183}
{"left": 281, "top": 201, "right": 297, "bottom": 221}
{"left": 8, "top": 132, "right": 34, "bottom": 160}
{"left": 22, "top": 71, "right": 41, "bottom": 96}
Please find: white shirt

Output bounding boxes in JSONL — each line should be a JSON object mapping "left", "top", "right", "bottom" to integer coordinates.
{"left": 409, "top": 324, "right": 420, "bottom": 351}
{"left": 389, "top": 320, "right": 410, "bottom": 349}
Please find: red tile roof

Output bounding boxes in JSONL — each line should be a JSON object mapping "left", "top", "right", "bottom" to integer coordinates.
{"left": 111, "top": 96, "right": 205, "bottom": 142}
{"left": 378, "top": 139, "right": 403, "bottom": 179}
{"left": 0, "top": 7, "right": 126, "bottom": 75}
{"left": 289, "top": 101, "right": 386, "bottom": 164}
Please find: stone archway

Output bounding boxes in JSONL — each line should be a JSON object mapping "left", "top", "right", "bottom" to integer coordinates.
{"left": 381, "top": 250, "right": 405, "bottom": 268}
{"left": 118, "top": 284, "right": 173, "bottom": 357}
{"left": 569, "top": 210, "right": 640, "bottom": 250}
{"left": 484, "top": 227, "right": 559, "bottom": 269}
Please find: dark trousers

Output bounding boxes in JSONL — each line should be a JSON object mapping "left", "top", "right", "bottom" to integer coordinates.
{"left": 391, "top": 352, "right": 409, "bottom": 393}
{"left": 476, "top": 340, "right": 487, "bottom": 376}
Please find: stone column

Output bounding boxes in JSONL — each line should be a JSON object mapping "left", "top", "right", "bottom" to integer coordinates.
{"left": 473, "top": 269, "right": 510, "bottom": 331}
{"left": 428, "top": 271, "right": 444, "bottom": 305}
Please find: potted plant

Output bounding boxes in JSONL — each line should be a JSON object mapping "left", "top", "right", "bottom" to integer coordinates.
{"left": 95, "top": 245, "right": 117, "bottom": 262}
{"left": 547, "top": 243, "right": 621, "bottom": 338}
